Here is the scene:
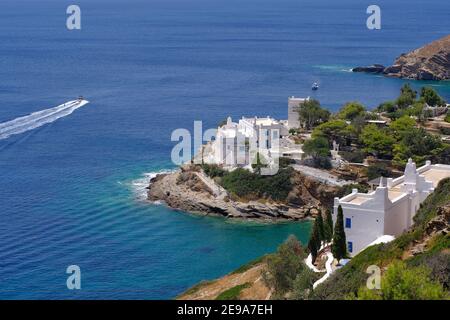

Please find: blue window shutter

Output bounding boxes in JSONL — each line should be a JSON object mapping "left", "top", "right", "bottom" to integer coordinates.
{"left": 348, "top": 241, "right": 353, "bottom": 253}
{"left": 345, "top": 217, "right": 351, "bottom": 228}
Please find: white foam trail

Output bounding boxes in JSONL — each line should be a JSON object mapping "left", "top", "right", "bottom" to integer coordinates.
{"left": 129, "top": 169, "right": 176, "bottom": 202}
{"left": 0, "top": 100, "right": 89, "bottom": 140}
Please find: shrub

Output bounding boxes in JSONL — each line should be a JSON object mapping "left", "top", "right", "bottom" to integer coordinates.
{"left": 265, "top": 235, "right": 307, "bottom": 295}
{"left": 366, "top": 163, "right": 391, "bottom": 181}
{"left": 220, "top": 167, "right": 294, "bottom": 201}
{"left": 202, "top": 164, "right": 225, "bottom": 178}
{"left": 339, "top": 150, "right": 365, "bottom": 163}
{"left": 356, "top": 261, "right": 447, "bottom": 300}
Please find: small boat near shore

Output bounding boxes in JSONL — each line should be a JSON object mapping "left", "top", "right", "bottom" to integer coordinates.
{"left": 312, "top": 82, "right": 319, "bottom": 91}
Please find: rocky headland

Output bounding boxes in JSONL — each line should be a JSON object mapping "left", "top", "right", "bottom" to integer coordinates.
{"left": 147, "top": 165, "right": 344, "bottom": 222}
{"left": 353, "top": 35, "right": 450, "bottom": 80}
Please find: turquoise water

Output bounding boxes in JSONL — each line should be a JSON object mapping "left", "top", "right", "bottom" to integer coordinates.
{"left": 0, "top": 0, "right": 449, "bottom": 299}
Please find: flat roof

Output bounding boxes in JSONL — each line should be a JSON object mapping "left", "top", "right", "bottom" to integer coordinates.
{"left": 388, "top": 190, "right": 405, "bottom": 201}
{"left": 347, "top": 196, "right": 370, "bottom": 205}
{"left": 421, "top": 168, "right": 450, "bottom": 187}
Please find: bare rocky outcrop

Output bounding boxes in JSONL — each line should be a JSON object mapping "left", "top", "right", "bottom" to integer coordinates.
{"left": 353, "top": 35, "right": 450, "bottom": 80}
{"left": 407, "top": 203, "right": 449, "bottom": 257}
{"left": 147, "top": 165, "right": 341, "bottom": 221}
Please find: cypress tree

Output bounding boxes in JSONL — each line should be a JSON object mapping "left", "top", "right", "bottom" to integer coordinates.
{"left": 332, "top": 205, "right": 347, "bottom": 262}
{"left": 308, "top": 219, "right": 320, "bottom": 263}
{"left": 316, "top": 210, "right": 325, "bottom": 244}
{"left": 324, "top": 209, "right": 333, "bottom": 243}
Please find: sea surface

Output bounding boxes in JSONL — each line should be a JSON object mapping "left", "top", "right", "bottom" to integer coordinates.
{"left": 0, "top": 0, "right": 449, "bottom": 299}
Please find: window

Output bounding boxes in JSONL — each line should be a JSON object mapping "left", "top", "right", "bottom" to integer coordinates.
{"left": 348, "top": 241, "right": 353, "bottom": 253}
{"left": 345, "top": 217, "right": 352, "bottom": 229}
{"left": 272, "top": 130, "right": 278, "bottom": 139}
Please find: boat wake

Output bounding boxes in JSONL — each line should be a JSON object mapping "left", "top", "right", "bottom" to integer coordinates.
{"left": 0, "top": 100, "right": 89, "bottom": 140}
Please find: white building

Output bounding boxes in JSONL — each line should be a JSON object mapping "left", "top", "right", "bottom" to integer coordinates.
{"left": 288, "top": 96, "right": 309, "bottom": 129}
{"left": 206, "top": 97, "right": 307, "bottom": 168}
{"left": 333, "top": 159, "right": 450, "bottom": 256}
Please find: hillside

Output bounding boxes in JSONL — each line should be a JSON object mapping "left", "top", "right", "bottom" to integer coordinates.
{"left": 178, "top": 178, "right": 450, "bottom": 300}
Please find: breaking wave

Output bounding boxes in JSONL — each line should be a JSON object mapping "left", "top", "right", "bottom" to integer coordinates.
{"left": 129, "top": 169, "right": 177, "bottom": 202}
{"left": 0, "top": 100, "right": 89, "bottom": 140}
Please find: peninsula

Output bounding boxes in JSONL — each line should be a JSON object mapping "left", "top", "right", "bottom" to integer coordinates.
{"left": 353, "top": 34, "right": 450, "bottom": 80}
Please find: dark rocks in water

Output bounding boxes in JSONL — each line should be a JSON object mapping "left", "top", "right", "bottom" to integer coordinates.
{"left": 352, "top": 64, "right": 385, "bottom": 74}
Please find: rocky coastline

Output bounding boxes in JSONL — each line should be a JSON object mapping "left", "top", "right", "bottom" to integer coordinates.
{"left": 147, "top": 165, "right": 343, "bottom": 222}
{"left": 353, "top": 35, "right": 450, "bottom": 81}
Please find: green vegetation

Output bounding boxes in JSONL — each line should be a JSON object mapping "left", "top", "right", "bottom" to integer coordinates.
{"left": 202, "top": 163, "right": 226, "bottom": 178}
{"left": 307, "top": 218, "right": 321, "bottom": 263}
{"left": 201, "top": 164, "right": 294, "bottom": 202}
{"left": 360, "top": 124, "right": 395, "bottom": 159}
{"left": 264, "top": 235, "right": 320, "bottom": 299}
{"left": 389, "top": 115, "right": 416, "bottom": 137}
{"left": 396, "top": 83, "right": 417, "bottom": 109}
{"left": 331, "top": 205, "right": 347, "bottom": 262}
{"left": 445, "top": 111, "right": 450, "bottom": 123}
{"left": 296, "top": 99, "right": 330, "bottom": 130}
{"left": 308, "top": 211, "right": 327, "bottom": 263}
{"left": 421, "top": 86, "right": 446, "bottom": 107}
{"left": 337, "top": 102, "right": 366, "bottom": 121}
{"left": 355, "top": 261, "right": 448, "bottom": 300}
{"left": 216, "top": 283, "right": 251, "bottom": 300}
{"left": 339, "top": 150, "right": 365, "bottom": 163}
{"left": 220, "top": 167, "right": 293, "bottom": 201}
{"left": 393, "top": 127, "right": 445, "bottom": 166}
{"left": 324, "top": 210, "right": 333, "bottom": 243}
{"left": 312, "top": 119, "right": 354, "bottom": 147}
{"left": 377, "top": 84, "right": 446, "bottom": 121}
{"left": 366, "top": 163, "right": 391, "bottom": 181}
{"left": 302, "top": 136, "right": 331, "bottom": 169}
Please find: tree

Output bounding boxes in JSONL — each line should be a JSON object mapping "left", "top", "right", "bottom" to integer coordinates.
{"left": 332, "top": 205, "right": 347, "bottom": 262}
{"left": 316, "top": 211, "right": 325, "bottom": 243}
{"left": 302, "top": 136, "right": 331, "bottom": 169}
{"left": 389, "top": 115, "right": 416, "bottom": 139}
{"left": 420, "top": 86, "right": 445, "bottom": 107}
{"left": 312, "top": 119, "right": 353, "bottom": 147}
{"left": 360, "top": 124, "right": 395, "bottom": 159}
{"left": 324, "top": 209, "right": 333, "bottom": 243}
{"left": 308, "top": 218, "right": 321, "bottom": 263}
{"left": 377, "top": 101, "right": 396, "bottom": 113}
{"left": 296, "top": 99, "right": 330, "bottom": 130}
{"left": 337, "top": 102, "right": 366, "bottom": 121}
{"left": 396, "top": 83, "right": 417, "bottom": 109}
{"left": 292, "top": 268, "right": 317, "bottom": 300}
{"left": 393, "top": 127, "right": 444, "bottom": 166}
{"left": 265, "top": 235, "right": 307, "bottom": 294}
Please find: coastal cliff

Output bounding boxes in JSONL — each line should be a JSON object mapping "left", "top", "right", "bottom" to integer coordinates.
{"left": 147, "top": 165, "right": 342, "bottom": 221}
{"left": 353, "top": 35, "right": 450, "bottom": 80}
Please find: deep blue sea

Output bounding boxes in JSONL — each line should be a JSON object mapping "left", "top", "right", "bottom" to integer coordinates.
{"left": 0, "top": 0, "right": 449, "bottom": 299}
